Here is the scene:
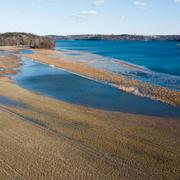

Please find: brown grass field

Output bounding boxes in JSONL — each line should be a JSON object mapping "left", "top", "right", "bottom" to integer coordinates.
{"left": 0, "top": 55, "right": 20, "bottom": 76}
{"left": 0, "top": 80, "right": 180, "bottom": 180}
{"left": 0, "top": 49, "right": 180, "bottom": 179}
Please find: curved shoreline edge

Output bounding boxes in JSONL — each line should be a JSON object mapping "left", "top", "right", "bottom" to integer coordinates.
{"left": 20, "top": 48, "right": 180, "bottom": 107}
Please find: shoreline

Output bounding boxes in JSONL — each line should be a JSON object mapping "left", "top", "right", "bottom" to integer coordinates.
{"left": 20, "top": 48, "right": 180, "bottom": 107}
{"left": 1, "top": 46, "right": 180, "bottom": 107}
{"left": 22, "top": 56, "right": 180, "bottom": 111}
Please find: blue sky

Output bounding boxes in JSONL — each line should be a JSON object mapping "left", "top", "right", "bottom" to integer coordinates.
{"left": 0, "top": 0, "right": 180, "bottom": 35}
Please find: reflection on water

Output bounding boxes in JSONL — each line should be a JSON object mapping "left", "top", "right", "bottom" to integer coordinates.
{"left": 12, "top": 57, "right": 180, "bottom": 117}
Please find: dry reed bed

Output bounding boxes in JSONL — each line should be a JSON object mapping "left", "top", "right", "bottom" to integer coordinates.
{"left": 0, "top": 55, "right": 21, "bottom": 76}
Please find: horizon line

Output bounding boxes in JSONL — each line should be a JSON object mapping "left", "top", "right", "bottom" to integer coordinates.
{"left": 1, "top": 32, "right": 180, "bottom": 36}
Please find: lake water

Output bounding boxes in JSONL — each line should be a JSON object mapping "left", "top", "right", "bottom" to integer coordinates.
{"left": 55, "top": 40, "right": 180, "bottom": 76}
{"left": 13, "top": 56, "right": 180, "bottom": 118}
{"left": 55, "top": 40, "right": 180, "bottom": 91}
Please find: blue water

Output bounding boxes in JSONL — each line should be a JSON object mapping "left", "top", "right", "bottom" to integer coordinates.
{"left": 12, "top": 57, "right": 180, "bottom": 118}
{"left": 55, "top": 40, "right": 180, "bottom": 77}
{"left": 20, "top": 49, "right": 33, "bottom": 54}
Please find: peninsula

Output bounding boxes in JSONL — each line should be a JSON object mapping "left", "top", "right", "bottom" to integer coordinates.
{"left": 0, "top": 32, "right": 55, "bottom": 49}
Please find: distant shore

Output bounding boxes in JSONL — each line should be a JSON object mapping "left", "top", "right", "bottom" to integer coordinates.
{"left": 48, "top": 34, "right": 180, "bottom": 41}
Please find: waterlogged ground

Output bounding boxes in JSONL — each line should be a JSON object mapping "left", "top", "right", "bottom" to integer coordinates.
{"left": 20, "top": 49, "right": 180, "bottom": 106}
{"left": 12, "top": 57, "right": 180, "bottom": 117}
{"left": 0, "top": 96, "right": 25, "bottom": 107}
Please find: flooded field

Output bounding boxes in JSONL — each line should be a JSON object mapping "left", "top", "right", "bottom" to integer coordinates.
{"left": 12, "top": 57, "right": 180, "bottom": 117}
